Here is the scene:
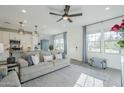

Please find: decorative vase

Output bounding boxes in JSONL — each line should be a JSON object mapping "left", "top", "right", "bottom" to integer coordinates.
{"left": 121, "top": 48, "right": 124, "bottom": 87}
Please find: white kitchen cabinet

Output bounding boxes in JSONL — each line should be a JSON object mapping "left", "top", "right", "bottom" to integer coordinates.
{"left": 0, "top": 30, "right": 33, "bottom": 51}
{"left": 2, "top": 31, "right": 10, "bottom": 50}
{"left": 20, "top": 34, "right": 32, "bottom": 51}
{"left": 9, "top": 32, "right": 16, "bottom": 40}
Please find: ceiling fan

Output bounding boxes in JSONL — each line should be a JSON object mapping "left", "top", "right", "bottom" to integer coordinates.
{"left": 49, "top": 5, "right": 82, "bottom": 23}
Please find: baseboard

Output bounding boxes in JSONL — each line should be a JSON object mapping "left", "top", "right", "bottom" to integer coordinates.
{"left": 70, "top": 58, "right": 82, "bottom": 63}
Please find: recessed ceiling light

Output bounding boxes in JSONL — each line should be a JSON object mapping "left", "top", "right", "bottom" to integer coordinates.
{"left": 105, "top": 7, "right": 110, "bottom": 11}
{"left": 22, "top": 9, "right": 27, "bottom": 13}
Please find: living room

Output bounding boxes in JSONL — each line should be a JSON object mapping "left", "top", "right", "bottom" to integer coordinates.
{"left": 0, "top": 4, "right": 124, "bottom": 88}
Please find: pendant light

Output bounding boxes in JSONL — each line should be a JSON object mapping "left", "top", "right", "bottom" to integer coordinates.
{"left": 18, "top": 22, "right": 24, "bottom": 35}
{"left": 33, "top": 25, "right": 38, "bottom": 36}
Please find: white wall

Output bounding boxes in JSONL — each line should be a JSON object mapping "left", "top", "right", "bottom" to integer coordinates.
{"left": 87, "top": 17, "right": 122, "bottom": 70}
{"left": 39, "top": 34, "right": 54, "bottom": 45}
{"left": 67, "top": 27, "right": 83, "bottom": 61}
{"left": 66, "top": 17, "right": 122, "bottom": 70}
{"left": 38, "top": 26, "right": 83, "bottom": 61}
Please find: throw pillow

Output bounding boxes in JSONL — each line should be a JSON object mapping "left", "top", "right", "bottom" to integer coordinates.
{"left": 55, "top": 53, "right": 62, "bottom": 60}
{"left": 43, "top": 55, "right": 53, "bottom": 62}
{"left": 25, "top": 55, "right": 34, "bottom": 66}
{"left": 17, "top": 58, "right": 28, "bottom": 68}
{"left": 40, "top": 51, "right": 52, "bottom": 62}
{"left": 31, "top": 55, "right": 40, "bottom": 65}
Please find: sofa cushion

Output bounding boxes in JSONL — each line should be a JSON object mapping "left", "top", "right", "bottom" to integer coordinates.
{"left": 22, "top": 51, "right": 40, "bottom": 57}
{"left": 25, "top": 55, "right": 34, "bottom": 66}
{"left": 20, "top": 62, "right": 54, "bottom": 75}
{"left": 20, "top": 58, "right": 70, "bottom": 82}
{"left": 21, "top": 51, "right": 40, "bottom": 61}
{"left": 55, "top": 53, "right": 63, "bottom": 60}
{"left": 39, "top": 51, "right": 51, "bottom": 62}
{"left": 31, "top": 54, "right": 40, "bottom": 65}
{"left": 53, "top": 59, "right": 70, "bottom": 66}
{"left": 43, "top": 55, "right": 53, "bottom": 62}
{"left": 20, "top": 63, "right": 55, "bottom": 82}
{"left": 17, "top": 58, "right": 28, "bottom": 68}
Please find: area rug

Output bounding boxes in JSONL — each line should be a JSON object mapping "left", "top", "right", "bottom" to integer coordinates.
{"left": 74, "top": 73, "right": 103, "bottom": 87}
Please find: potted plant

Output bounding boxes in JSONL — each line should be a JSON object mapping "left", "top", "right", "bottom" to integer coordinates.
{"left": 49, "top": 45, "right": 54, "bottom": 51}
{"left": 111, "top": 20, "right": 124, "bottom": 48}
{"left": 111, "top": 19, "right": 124, "bottom": 87}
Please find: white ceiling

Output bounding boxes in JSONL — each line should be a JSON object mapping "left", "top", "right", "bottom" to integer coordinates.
{"left": 0, "top": 5, "right": 124, "bottom": 35}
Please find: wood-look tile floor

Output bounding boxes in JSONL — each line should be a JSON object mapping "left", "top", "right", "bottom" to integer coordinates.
{"left": 22, "top": 60, "right": 121, "bottom": 87}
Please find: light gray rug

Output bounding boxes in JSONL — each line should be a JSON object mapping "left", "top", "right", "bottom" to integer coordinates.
{"left": 74, "top": 73, "right": 103, "bottom": 87}
{"left": 22, "top": 63, "right": 121, "bottom": 87}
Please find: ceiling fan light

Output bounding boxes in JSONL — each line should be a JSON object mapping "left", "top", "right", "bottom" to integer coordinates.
{"left": 63, "top": 16, "right": 68, "bottom": 20}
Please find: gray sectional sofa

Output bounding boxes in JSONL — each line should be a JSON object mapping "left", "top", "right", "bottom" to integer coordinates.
{"left": 19, "top": 59, "right": 70, "bottom": 83}
{"left": 0, "top": 51, "right": 70, "bottom": 87}
{"left": 0, "top": 71, "right": 21, "bottom": 87}
{"left": 0, "top": 66, "right": 21, "bottom": 87}
{"left": 17, "top": 51, "right": 70, "bottom": 83}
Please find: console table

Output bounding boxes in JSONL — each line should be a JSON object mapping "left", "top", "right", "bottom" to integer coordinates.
{"left": 7, "top": 63, "right": 20, "bottom": 80}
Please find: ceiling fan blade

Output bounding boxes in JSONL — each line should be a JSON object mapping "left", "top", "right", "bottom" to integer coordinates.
{"left": 68, "top": 18, "right": 72, "bottom": 23}
{"left": 56, "top": 18, "right": 63, "bottom": 22}
{"left": 64, "top": 5, "right": 70, "bottom": 14}
{"left": 69, "top": 13, "right": 82, "bottom": 17}
{"left": 49, "top": 12, "right": 62, "bottom": 16}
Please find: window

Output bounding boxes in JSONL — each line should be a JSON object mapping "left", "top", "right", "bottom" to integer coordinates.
{"left": 104, "top": 31, "right": 120, "bottom": 54}
{"left": 54, "top": 34, "right": 64, "bottom": 52}
{"left": 87, "top": 33, "right": 101, "bottom": 52}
